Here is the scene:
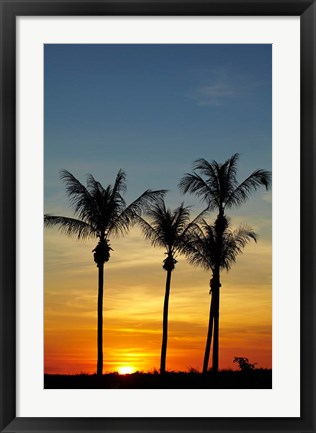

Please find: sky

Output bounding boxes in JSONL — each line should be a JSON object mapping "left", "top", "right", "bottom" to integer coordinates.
{"left": 44, "top": 44, "right": 272, "bottom": 375}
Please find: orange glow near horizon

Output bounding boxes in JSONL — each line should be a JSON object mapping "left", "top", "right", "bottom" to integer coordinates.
{"left": 44, "top": 226, "right": 272, "bottom": 375}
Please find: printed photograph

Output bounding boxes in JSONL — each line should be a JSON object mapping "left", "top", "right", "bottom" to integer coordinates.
{"left": 44, "top": 44, "right": 272, "bottom": 389}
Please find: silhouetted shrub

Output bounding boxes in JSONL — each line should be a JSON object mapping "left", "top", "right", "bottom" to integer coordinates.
{"left": 233, "top": 357, "right": 257, "bottom": 371}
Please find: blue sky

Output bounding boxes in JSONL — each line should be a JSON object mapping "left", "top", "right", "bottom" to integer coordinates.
{"left": 44, "top": 43, "right": 271, "bottom": 219}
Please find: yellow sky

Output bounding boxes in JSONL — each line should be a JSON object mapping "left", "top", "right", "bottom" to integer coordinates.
{"left": 44, "top": 223, "right": 272, "bottom": 374}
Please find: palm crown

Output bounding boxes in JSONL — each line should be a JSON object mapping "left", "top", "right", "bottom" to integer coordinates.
{"left": 186, "top": 217, "right": 257, "bottom": 272}
{"left": 136, "top": 199, "right": 204, "bottom": 270}
{"left": 179, "top": 153, "right": 271, "bottom": 212}
{"left": 45, "top": 169, "right": 166, "bottom": 255}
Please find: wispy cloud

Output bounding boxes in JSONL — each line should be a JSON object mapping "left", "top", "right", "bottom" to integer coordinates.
{"left": 189, "top": 67, "right": 268, "bottom": 107}
{"left": 194, "top": 83, "right": 236, "bottom": 106}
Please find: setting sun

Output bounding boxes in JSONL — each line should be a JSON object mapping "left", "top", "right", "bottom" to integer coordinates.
{"left": 118, "top": 366, "right": 134, "bottom": 375}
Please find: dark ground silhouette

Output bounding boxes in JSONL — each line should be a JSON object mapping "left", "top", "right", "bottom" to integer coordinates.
{"left": 44, "top": 369, "right": 272, "bottom": 389}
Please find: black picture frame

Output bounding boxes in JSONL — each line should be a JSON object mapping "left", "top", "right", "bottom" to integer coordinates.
{"left": 0, "top": 1, "right": 315, "bottom": 432}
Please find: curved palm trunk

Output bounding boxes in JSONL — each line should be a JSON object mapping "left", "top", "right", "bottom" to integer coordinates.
{"left": 202, "top": 269, "right": 221, "bottom": 374}
{"left": 97, "top": 263, "right": 104, "bottom": 376}
{"left": 211, "top": 212, "right": 224, "bottom": 374}
{"left": 212, "top": 275, "right": 220, "bottom": 373}
{"left": 202, "top": 294, "right": 215, "bottom": 374}
{"left": 160, "top": 269, "right": 172, "bottom": 374}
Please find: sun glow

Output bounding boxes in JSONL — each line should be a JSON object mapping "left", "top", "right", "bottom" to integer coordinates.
{"left": 118, "top": 366, "right": 134, "bottom": 375}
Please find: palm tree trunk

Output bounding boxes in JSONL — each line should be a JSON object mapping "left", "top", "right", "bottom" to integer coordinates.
{"left": 202, "top": 294, "right": 215, "bottom": 374}
{"left": 212, "top": 271, "right": 221, "bottom": 373}
{"left": 160, "top": 269, "right": 172, "bottom": 374}
{"left": 97, "top": 262, "right": 104, "bottom": 376}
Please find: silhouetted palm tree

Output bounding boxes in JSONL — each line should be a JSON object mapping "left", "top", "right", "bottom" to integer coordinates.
{"left": 185, "top": 217, "right": 256, "bottom": 374}
{"left": 179, "top": 153, "right": 271, "bottom": 373}
{"left": 44, "top": 169, "right": 165, "bottom": 376}
{"left": 136, "top": 198, "right": 205, "bottom": 374}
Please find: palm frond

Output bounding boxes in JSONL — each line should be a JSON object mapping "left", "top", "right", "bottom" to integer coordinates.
{"left": 87, "top": 174, "right": 106, "bottom": 196}
{"left": 225, "top": 169, "right": 272, "bottom": 209}
{"left": 162, "top": 202, "right": 192, "bottom": 250}
{"left": 184, "top": 235, "right": 215, "bottom": 271}
{"left": 178, "top": 173, "right": 219, "bottom": 210}
{"left": 220, "top": 224, "right": 257, "bottom": 270}
{"left": 171, "top": 203, "right": 191, "bottom": 233}
{"left": 44, "top": 215, "right": 96, "bottom": 240}
{"left": 86, "top": 174, "right": 104, "bottom": 224}
{"left": 232, "top": 224, "right": 257, "bottom": 245}
{"left": 179, "top": 207, "right": 209, "bottom": 243}
{"left": 85, "top": 170, "right": 129, "bottom": 236}
{"left": 134, "top": 215, "right": 167, "bottom": 248}
{"left": 183, "top": 218, "right": 257, "bottom": 273}
{"left": 107, "top": 169, "right": 127, "bottom": 216}
{"left": 193, "top": 158, "right": 221, "bottom": 185}
{"left": 219, "top": 154, "right": 240, "bottom": 201}
{"left": 181, "top": 220, "right": 217, "bottom": 271}
{"left": 224, "top": 153, "right": 240, "bottom": 182}
{"left": 108, "top": 189, "right": 167, "bottom": 236}
{"left": 59, "top": 170, "right": 99, "bottom": 225}
{"left": 111, "top": 169, "right": 127, "bottom": 196}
